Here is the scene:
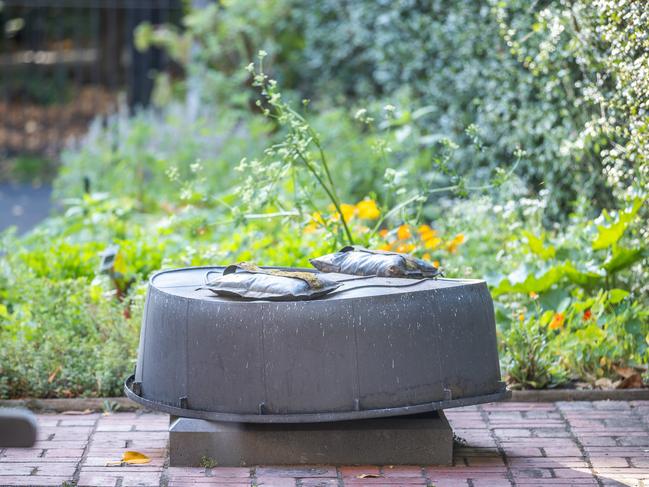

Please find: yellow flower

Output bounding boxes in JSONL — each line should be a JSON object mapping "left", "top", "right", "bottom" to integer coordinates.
{"left": 433, "top": 260, "right": 440, "bottom": 267}
{"left": 549, "top": 312, "right": 565, "bottom": 330}
{"left": 311, "top": 212, "right": 325, "bottom": 225}
{"left": 424, "top": 236, "right": 442, "bottom": 250}
{"left": 304, "top": 222, "right": 318, "bottom": 233}
{"left": 422, "top": 253, "right": 431, "bottom": 260}
{"left": 396, "top": 243, "right": 415, "bottom": 253}
{"left": 529, "top": 291, "right": 539, "bottom": 300}
{"left": 356, "top": 199, "right": 380, "bottom": 220}
{"left": 340, "top": 203, "right": 356, "bottom": 223}
{"left": 328, "top": 203, "right": 356, "bottom": 223}
{"left": 378, "top": 243, "right": 392, "bottom": 251}
{"left": 397, "top": 224, "right": 412, "bottom": 240}
{"left": 446, "top": 233, "right": 466, "bottom": 253}
{"left": 518, "top": 313, "right": 525, "bottom": 322}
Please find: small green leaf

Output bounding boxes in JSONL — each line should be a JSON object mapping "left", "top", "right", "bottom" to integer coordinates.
{"left": 493, "top": 264, "right": 567, "bottom": 296}
{"left": 592, "top": 198, "right": 642, "bottom": 250}
{"left": 523, "top": 231, "right": 556, "bottom": 260}
{"left": 608, "top": 289, "right": 629, "bottom": 304}
{"left": 602, "top": 247, "right": 646, "bottom": 274}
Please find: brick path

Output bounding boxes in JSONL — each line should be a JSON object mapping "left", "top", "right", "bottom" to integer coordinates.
{"left": 1, "top": 401, "right": 648, "bottom": 487}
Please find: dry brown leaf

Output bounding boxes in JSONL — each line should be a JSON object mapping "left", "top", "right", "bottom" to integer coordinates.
{"left": 613, "top": 365, "right": 636, "bottom": 379}
{"left": 356, "top": 474, "right": 382, "bottom": 479}
{"left": 616, "top": 373, "right": 644, "bottom": 389}
{"left": 47, "top": 365, "right": 62, "bottom": 384}
{"left": 61, "top": 409, "right": 93, "bottom": 415}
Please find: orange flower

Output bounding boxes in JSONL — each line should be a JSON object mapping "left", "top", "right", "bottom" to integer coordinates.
{"left": 518, "top": 313, "right": 525, "bottom": 322}
{"left": 549, "top": 312, "right": 565, "bottom": 330}
{"left": 582, "top": 309, "right": 592, "bottom": 321}
{"left": 418, "top": 224, "right": 436, "bottom": 239}
{"left": 529, "top": 291, "right": 539, "bottom": 300}
{"left": 418, "top": 225, "right": 441, "bottom": 248}
{"left": 378, "top": 243, "right": 392, "bottom": 251}
{"left": 356, "top": 199, "right": 380, "bottom": 220}
{"left": 397, "top": 224, "right": 412, "bottom": 240}
{"left": 433, "top": 260, "right": 440, "bottom": 267}
{"left": 379, "top": 228, "right": 389, "bottom": 238}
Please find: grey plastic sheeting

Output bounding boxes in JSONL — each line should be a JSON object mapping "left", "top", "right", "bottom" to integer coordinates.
{"left": 126, "top": 266, "right": 508, "bottom": 423}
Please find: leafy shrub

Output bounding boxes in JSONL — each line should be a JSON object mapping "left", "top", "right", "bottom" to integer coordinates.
{"left": 0, "top": 273, "right": 143, "bottom": 398}
{"left": 292, "top": 0, "right": 648, "bottom": 214}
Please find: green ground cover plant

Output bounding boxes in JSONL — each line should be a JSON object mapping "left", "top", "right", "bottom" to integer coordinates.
{"left": 0, "top": 0, "right": 647, "bottom": 397}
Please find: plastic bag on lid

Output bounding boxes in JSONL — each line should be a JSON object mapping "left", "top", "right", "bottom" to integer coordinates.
{"left": 199, "top": 262, "right": 341, "bottom": 301}
{"left": 310, "top": 246, "right": 441, "bottom": 278}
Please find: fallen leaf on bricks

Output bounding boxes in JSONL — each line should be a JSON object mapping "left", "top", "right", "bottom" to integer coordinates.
{"left": 106, "top": 451, "right": 151, "bottom": 466}
{"left": 61, "top": 409, "right": 93, "bottom": 415}
{"left": 357, "top": 474, "right": 382, "bottom": 479}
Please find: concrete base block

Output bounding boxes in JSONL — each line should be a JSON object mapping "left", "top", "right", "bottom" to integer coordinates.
{"left": 169, "top": 411, "right": 453, "bottom": 467}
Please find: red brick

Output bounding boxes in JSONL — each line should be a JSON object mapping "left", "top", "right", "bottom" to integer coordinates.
{"left": 0, "top": 475, "right": 73, "bottom": 486}
{"left": 255, "top": 466, "right": 335, "bottom": 478}
{"left": 381, "top": 465, "right": 424, "bottom": 477}
{"left": 343, "top": 481, "right": 427, "bottom": 486}
{"left": 255, "top": 476, "right": 296, "bottom": 486}
{"left": 301, "top": 479, "right": 339, "bottom": 487}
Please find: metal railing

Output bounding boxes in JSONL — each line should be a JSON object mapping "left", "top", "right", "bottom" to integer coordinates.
{"left": 0, "top": 0, "right": 183, "bottom": 158}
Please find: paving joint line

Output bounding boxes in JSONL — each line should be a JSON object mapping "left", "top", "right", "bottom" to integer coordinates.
{"left": 158, "top": 437, "right": 170, "bottom": 487}
{"left": 335, "top": 466, "right": 344, "bottom": 487}
{"left": 478, "top": 404, "right": 516, "bottom": 487}
{"left": 629, "top": 403, "right": 649, "bottom": 474}
{"left": 70, "top": 412, "right": 101, "bottom": 486}
{"left": 554, "top": 403, "right": 603, "bottom": 487}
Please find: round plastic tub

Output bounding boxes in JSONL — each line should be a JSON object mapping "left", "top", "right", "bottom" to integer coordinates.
{"left": 125, "top": 266, "right": 508, "bottom": 423}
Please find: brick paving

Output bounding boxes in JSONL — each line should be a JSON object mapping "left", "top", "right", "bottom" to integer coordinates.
{"left": 0, "top": 401, "right": 648, "bottom": 486}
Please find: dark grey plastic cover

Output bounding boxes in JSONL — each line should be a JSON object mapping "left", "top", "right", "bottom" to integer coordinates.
{"left": 310, "top": 246, "right": 441, "bottom": 278}
{"left": 125, "top": 266, "right": 508, "bottom": 423}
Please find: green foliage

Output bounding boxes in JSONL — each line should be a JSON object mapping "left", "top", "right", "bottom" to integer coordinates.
{"left": 292, "top": 0, "right": 648, "bottom": 213}
{"left": 501, "top": 314, "right": 567, "bottom": 389}
{"left": 2, "top": 1, "right": 649, "bottom": 397}
{"left": 0, "top": 272, "right": 143, "bottom": 398}
{"left": 54, "top": 105, "right": 271, "bottom": 211}
{"left": 492, "top": 198, "right": 647, "bottom": 297}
